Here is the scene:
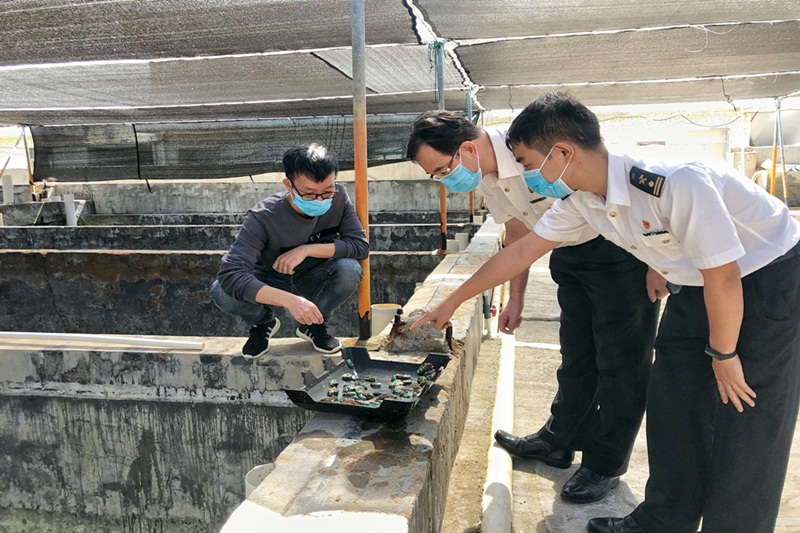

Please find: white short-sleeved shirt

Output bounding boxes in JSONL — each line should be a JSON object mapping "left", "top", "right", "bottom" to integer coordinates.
{"left": 534, "top": 150, "right": 800, "bottom": 286}
{"left": 479, "top": 126, "right": 599, "bottom": 246}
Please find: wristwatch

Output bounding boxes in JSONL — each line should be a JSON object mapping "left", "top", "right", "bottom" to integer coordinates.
{"left": 705, "top": 344, "right": 738, "bottom": 361}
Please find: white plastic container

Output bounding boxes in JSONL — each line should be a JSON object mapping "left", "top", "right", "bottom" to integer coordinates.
{"left": 455, "top": 232, "right": 470, "bottom": 250}
{"left": 2, "top": 175, "right": 13, "bottom": 205}
{"left": 371, "top": 303, "right": 401, "bottom": 337}
{"left": 245, "top": 463, "right": 275, "bottom": 498}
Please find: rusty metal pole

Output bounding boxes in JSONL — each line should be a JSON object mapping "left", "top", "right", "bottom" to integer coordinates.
{"left": 469, "top": 190, "right": 475, "bottom": 223}
{"left": 352, "top": 0, "right": 371, "bottom": 340}
{"left": 436, "top": 41, "right": 447, "bottom": 250}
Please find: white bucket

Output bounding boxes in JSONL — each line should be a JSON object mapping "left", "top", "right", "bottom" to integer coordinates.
{"left": 245, "top": 463, "right": 275, "bottom": 498}
{"left": 371, "top": 303, "right": 401, "bottom": 337}
{"left": 455, "top": 232, "right": 470, "bottom": 250}
{"left": 446, "top": 238, "right": 460, "bottom": 251}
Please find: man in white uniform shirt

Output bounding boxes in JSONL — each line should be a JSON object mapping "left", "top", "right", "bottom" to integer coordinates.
{"left": 407, "top": 110, "right": 659, "bottom": 504}
{"left": 411, "top": 93, "right": 800, "bottom": 533}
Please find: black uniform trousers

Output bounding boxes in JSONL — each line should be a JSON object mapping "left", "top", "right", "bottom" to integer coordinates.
{"left": 632, "top": 244, "right": 800, "bottom": 533}
{"left": 540, "top": 236, "right": 659, "bottom": 477}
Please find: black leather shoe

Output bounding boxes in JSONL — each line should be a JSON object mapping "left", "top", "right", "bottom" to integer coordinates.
{"left": 561, "top": 466, "right": 620, "bottom": 503}
{"left": 586, "top": 515, "right": 646, "bottom": 533}
{"left": 493, "top": 429, "right": 574, "bottom": 468}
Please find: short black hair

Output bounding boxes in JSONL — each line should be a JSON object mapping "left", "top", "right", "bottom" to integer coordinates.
{"left": 506, "top": 92, "right": 603, "bottom": 153}
{"left": 406, "top": 110, "right": 481, "bottom": 160}
{"left": 282, "top": 143, "right": 339, "bottom": 183}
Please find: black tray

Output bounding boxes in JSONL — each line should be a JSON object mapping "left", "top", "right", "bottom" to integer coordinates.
{"left": 283, "top": 347, "right": 451, "bottom": 420}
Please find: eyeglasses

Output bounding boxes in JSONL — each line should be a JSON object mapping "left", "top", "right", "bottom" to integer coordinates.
{"left": 290, "top": 181, "right": 336, "bottom": 201}
{"left": 429, "top": 149, "right": 460, "bottom": 180}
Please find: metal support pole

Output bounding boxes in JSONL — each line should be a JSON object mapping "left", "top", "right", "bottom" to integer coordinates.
{"left": 352, "top": 0, "right": 371, "bottom": 340}
{"left": 435, "top": 43, "right": 445, "bottom": 109}
{"left": 467, "top": 89, "right": 475, "bottom": 223}
{"left": 440, "top": 182, "right": 448, "bottom": 250}
{"left": 436, "top": 41, "right": 447, "bottom": 250}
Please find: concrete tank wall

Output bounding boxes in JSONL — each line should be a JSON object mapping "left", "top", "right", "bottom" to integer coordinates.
{"left": 0, "top": 250, "right": 442, "bottom": 337}
{"left": 51, "top": 179, "right": 481, "bottom": 215}
{"left": 80, "top": 211, "right": 478, "bottom": 226}
{"left": 0, "top": 218, "right": 505, "bottom": 533}
{"left": 0, "top": 341, "right": 333, "bottom": 531}
{"left": 0, "top": 223, "right": 480, "bottom": 252}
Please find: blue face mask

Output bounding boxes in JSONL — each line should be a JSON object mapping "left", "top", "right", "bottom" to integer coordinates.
{"left": 522, "top": 146, "right": 573, "bottom": 198}
{"left": 292, "top": 195, "right": 333, "bottom": 217}
{"left": 440, "top": 150, "right": 482, "bottom": 193}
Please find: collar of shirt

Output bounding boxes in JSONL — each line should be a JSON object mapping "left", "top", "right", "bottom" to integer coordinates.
{"left": 486, "top": 126, "right": 528, "bottom": 181}
{"left": 571, "top": 151, "right": 633, "bottom": 214}
{"left": 605, "top": 152, "right": 633, "bottom": 208}
{"left": 485, "top": 126, "right": 551, "bottom": 202}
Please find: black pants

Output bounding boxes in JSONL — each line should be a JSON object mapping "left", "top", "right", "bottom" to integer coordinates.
{"left": 632, "top": 246, "right": 800, "bottom": 533}
{"left": 540, "top": 236, "right": 659, "bottom": 477}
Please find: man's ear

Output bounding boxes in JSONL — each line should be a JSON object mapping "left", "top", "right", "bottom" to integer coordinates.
{"left": 283, "top": 178, "right": 293, "bottom": 193}
{"left": 460, "top": 140, "right": 478, "bottom": 156}
{"left": 553, "top": 141, "right": 573, "bottom": 160}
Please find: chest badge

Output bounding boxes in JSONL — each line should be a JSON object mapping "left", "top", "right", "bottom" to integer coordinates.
{"left": 642, "top": 220, "right": 651, "bottom": 230}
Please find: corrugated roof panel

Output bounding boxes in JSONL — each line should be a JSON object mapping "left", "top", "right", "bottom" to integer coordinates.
{"left": 417, "top": 0, "right": 800, "bottom": 40}
{"left": 460, "top": 21, "right": 800, "bottom": 85}
{"left": 0, "top": 0, "right": 418, "bottom": 66}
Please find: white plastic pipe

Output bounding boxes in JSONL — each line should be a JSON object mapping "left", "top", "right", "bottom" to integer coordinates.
{"left": 0, "top": 332, "right": 205, "bottom": 350}
{"left": 2, "top": 174, "right": 13, "bottom": 205}
{"left": 481, "top": 331, "right": 515, "bottom": 532}
{"left": 63, "top": 193, "right": 77, "bottom": 226}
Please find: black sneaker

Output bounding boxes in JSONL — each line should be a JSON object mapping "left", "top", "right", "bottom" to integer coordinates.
{"left": 295, "top": 323, "right": 341, "bottom": 354}
{"left": 242, "top": 317, "right": 281, "bottom": 359}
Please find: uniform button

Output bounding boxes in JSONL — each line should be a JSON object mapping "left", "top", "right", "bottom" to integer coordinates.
{"left": 630, "top": 245, "right": 637, "bottom": 250}
{"left": 662, "top": 239, "right": 671, "bottom": 243}
{"left": 522, "top": 211, "right": 528, "bottom": 216}
{"left": 504, "top": 187, "right": 511, "bottom": 192}
{"left": 609, "top": 211, "right": 617, "bottom": 217}
{"left": 661, "top": 270, "right": 669, "bottom": 275}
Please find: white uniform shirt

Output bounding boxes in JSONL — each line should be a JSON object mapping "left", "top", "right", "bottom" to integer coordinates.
{"left": 479, "top": 126, "right": 598, "bottom": 246}
{"left": 534, "top": 150, "right": 800, "bottom": 286}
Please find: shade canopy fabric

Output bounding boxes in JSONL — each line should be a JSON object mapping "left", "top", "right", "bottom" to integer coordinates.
{"left": 1, "top": 0, "right": 797, "bottom": 178}
{"left": 2, "top": 0, "right": 797, "bottom": 126}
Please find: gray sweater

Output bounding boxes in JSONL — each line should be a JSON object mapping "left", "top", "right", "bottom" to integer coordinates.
{"left": 217, "top": 183, "right": 369, "bottom": 303}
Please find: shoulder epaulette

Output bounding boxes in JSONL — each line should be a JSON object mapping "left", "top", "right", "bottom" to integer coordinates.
{"left": 629, "top": 166, "right": 666, "bottom": 197}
